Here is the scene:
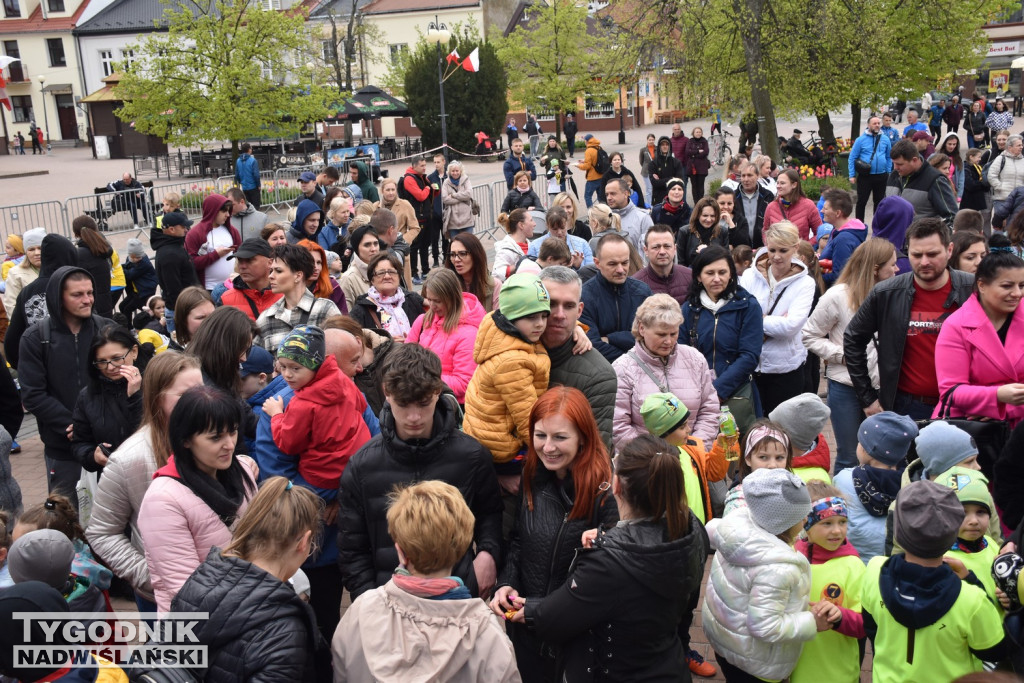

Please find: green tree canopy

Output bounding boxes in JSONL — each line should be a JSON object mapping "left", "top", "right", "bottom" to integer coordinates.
{"left": 400, "top": 38, "right": 508, "bottom": 154}
{"left": 115, "top": 0, "right": 333, "bottom": 154}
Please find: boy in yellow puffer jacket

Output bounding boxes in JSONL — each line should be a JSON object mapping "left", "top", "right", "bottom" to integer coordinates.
{"left": 464, "top": 273, "right": 551, "bottom": 500}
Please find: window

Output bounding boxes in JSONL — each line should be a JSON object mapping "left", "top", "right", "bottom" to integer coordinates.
{"left": 46, "top": 38, "right": 66, "bottom": 67}
{"left": 261, "top": 0, "right": 281, "bottom": 8}
{"left": 120, "top": 48, "right": 135, "bottom": 69}
{"left": 11, "top": 95, "right": 32, "bottom": 123}
{"left": 100, "top": 49, "right": 114, "bottom": 77}
{"left": 47, "top": 0, "right": 64, "bottom": 10}
{"left": 3, "top": 40, "right": 23, "bottom": 81}
{"left": 322, "top": 40, "right": 337, "bottom": 63}
{"left": 3, "top": 0, "right": 18, "bottom": 18}
{"left": 584, "top": 96, "right": 615, "bottom": 119}
{"left": 389, "top": 43, "right": 408, "bottom": 65}
{"left": 261, "top": 62, "right": 273, "bottom": 80}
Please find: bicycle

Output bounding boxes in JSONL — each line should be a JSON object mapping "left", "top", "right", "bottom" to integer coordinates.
{"left": 805, "top": 130, "right": 840, "bottom": 177}
{"left": 709, "top": 130, "right": 734, "bottom": 167}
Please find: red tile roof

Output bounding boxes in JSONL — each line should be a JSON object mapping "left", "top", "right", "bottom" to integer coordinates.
{"left": 0, "top": 0, "right": 92, "bottom": 34}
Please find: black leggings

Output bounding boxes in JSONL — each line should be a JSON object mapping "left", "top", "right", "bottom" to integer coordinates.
{"left": 755, "top": 364, "right": 806, "bottom": 416}
{"left": 716, "top": 654, "right": 772, "bottom": 682}
{"left": 691, "top": 174, "right": 707, "bottom": 203}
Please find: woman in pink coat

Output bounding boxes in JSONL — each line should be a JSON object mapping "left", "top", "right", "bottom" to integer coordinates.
{"left": 610, "top": 293, "right": 720, "bottom": 452}
{"left": 762, "top": 169, "right": 822, "bottom": 242}
{"left": 406, "top": 269, "right": 485, "bottom": 404}
{"left": 139, "top": 384, "right": 258, "bottom": 613}
{"left": 934, "top": 250, "right": 1024, "bottom": 428}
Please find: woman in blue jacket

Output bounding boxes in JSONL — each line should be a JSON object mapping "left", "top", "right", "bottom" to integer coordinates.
{"left": 680, "top": 245, "right": 763, "bottom": 434}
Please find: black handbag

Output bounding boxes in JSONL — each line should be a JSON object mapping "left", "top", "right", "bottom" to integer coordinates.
{"left": 854, "top": 135, "right": 880, "bottom": 176}
{"left": 913, "top": 383, "right": 1011, "bottom": 478}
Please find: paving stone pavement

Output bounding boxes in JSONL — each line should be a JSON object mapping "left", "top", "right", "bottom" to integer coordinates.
{"left": 10, "top": 387, "right": 872, "bottom": 679}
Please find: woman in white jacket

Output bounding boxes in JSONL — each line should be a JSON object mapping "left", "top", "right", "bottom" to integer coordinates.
{"left": 801, "top": 238, "right": 897, "bottom": 474}
{"left": 84, "top": 352, "right": 203, "bottom": 612}
{"left": 738, "top": 221, "right": 816, "bottom": 415}
{"left": 492, "top": 208, "right": 536, "bottom": 283}
{"left": 702, "top": 467, "right": 828, "bottom": 682}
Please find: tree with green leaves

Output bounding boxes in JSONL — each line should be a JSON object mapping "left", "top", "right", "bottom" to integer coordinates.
{"left": 496, "top": 0, "right": 620, "bottom": 147}
{"left": 115, "top": 0, "right": 333, "bottom": 159}
{"left": 398, "top": 36, "right": 508, "bottom": 154}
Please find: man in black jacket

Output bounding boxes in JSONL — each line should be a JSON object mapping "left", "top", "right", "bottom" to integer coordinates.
{"left": 150, "top": 213, "right": 199, "bottom": 334}
{"left": 338, "top": 343, "right": 503, "bottom": 599}
{"left": 844, "top": 217, "right": 973, "bottom": 420}
{"left": 540, "top": 266, "right": 616, "bottom": 453}
{"left": 885, "top": 138, "right": 957, "bottom": 224}
{"left": 731, "top": 162, "right": 773, "bottom": 248}
{"left": 4, "top": 233, "right": 79, "bottom": 368}
{"left": 18, "top": 266, "right": 113, "bottom": 506}
{"left": 580, "top": 234, "right": 653, "bottom": 362}
{"left": 563, "top": 113, "right": 577, "bottom": 158}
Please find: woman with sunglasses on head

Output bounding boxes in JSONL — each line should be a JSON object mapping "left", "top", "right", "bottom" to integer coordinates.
{"left": 445, "top": 232, "right": 495, "bottom": 313}
{"left": 71, "top": 326, "right": 144, "bottom": 474}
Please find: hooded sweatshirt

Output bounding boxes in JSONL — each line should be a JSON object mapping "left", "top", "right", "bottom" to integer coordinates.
{"left": 184, "top": 194, "right": 240, "bottom": 288}
{"left": 150, "top": 227, "right": 199, "bottom": 310}
{"left": 17, "top": 266, "right": 113, "bottom": 457}
{"left": 820, "top": 217, "right": 868, "bottom": 286}
{"left": 75, "top": 238, "right": 114, "bottom": 318}
{"left": 352, "top": 161, "right": 379, "bottom": 203}
{"left": 870, "top": 195, "right": 914, "bottom": 276}
{"left": 229, "top": 202, "right": 269, "bottom": 242}
{"left": 288, "top": 199, "right": 323, "bottom": 245}
{"left": 648, "top": 136, "right": 685, "bottom": 205}
{"left": 862, "top": 553, "right": 1006, "bottom": 683}
{"left": 4, "top": 234, "right": 78, "bottom": 367}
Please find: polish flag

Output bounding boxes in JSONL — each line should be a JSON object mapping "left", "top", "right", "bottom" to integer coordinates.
{"left": 446, "top": 49, "right": 460, "bottom": 65}
{"left": 0, "top": 79, "right": 9, "bottom": 111}
{"left": 461, "top": 47, "right": 480, "bottom": 73}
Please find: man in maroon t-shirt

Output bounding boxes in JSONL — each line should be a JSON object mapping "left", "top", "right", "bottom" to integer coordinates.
{"left": 844, "top": 217, "right": 975, "bottom": 420}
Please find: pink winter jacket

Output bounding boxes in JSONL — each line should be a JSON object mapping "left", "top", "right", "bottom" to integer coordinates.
{"left": 138, "top": 455, "right": 258, "bottom": 613}
{"left": 611, "top": 341, "right": 721, "bottom": 451}
{"left": 407, "top": 292, "right": 485, "bottom": 403}
{"left": 934, "top": 294, "right": 1024, "bottom": 427}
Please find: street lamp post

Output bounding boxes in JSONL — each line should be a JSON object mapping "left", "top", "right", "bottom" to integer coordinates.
{"left": 617, "top": 80, "right": 626, "bottom": 145}
{"left": 425, "top": 16, "right": 450, "bottom": 161}
{"left": 37, "top": 74, "right": 50, "bottom": 154}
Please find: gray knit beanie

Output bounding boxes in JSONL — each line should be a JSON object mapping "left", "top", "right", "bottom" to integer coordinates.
{"left": 126, "top": 239, "right": 146, "bottom": 258}
{"left": 769, "top": 393, "right": 831, "bottom": 452}
{"left": 743, "top": 468, "right": 812, "bottom": 535}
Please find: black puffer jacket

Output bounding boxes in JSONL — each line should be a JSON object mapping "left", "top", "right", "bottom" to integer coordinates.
{"left": 338, "top": 395, "right": 503, "bottom": 599}
{"left": 76, "top": 240, "right": 114, "bottom": 318}
{"left": 526, "top": 515, "right": 709, "bottom": 682}
{"left": 500, "top": 469, "right": 618, "bottom": 598}
{"left": 71, "top": 376, "right": 143, "bottom": 472}
{"left": 170, "top": 550, "right": 319, "bottom": 683}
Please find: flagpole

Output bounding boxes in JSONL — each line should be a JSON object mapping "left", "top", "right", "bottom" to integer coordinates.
{"left": 426, "top": 16, "right": 450, "bottom": 162}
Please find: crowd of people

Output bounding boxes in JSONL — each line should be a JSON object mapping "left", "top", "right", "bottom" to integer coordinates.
{"left": 1, "top": 105, "right": 1024, "bottom": 683}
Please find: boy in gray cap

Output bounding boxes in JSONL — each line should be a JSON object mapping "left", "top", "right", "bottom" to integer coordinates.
{"left": 861, "top": 480, "right": 1007, "bottom": 682}
{"left": 8, "top": 529, "right": 106, "bottom": 613}
{"left": 833, "top": 411, "right": 918, "bottom": 564}
{"left": 120, "top": 238, "right": 157, "bottom": 317}
{"left": 769, "top": 393, "right": 833, "bottom": 482}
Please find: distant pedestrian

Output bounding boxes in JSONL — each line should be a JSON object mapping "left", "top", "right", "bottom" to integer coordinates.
{"left": 29, "top": 123, "right": 41, "bottom": 154}
{"left": 14, "top": 132, "right": 24, "bottom": 155}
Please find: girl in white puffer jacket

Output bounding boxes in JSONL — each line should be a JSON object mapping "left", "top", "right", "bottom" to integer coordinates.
{"left": 702, "top": 468, "right": 829, "bottom": 681}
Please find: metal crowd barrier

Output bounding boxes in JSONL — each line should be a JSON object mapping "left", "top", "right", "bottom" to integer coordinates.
{"left": 0, "top": 201, "right": 69, "bottom": 243}
{"left": 64, "top": 188, "right": 155, "bottom": 235}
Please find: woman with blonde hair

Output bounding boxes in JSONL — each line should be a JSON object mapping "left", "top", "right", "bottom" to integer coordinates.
{"left": 589, "top": 203, "right": 643, "bottom": 274}
{"left": 441, "top": 160, "right": 475, "bottom": 241}
{"left": 493, "top": 208, "right": 537, "bottom": 283}
{"left": 739, "top": 221, "right": 816, "bottom": 413}
{"left": 802, "top": 238, "right": 898, "bottom": 473}
{"left": 374, "top": 177, "right": 419, "bottom": 285}
{"left": 552, "top": 191, "right": 592, "bottom": 240}
{"left": 172, "top": 477, "right": 323, "bottom": 681}
{"left": 406, "top": 269, "right": 485, "bottom": 404}
{"left": 612, "top": 293, "right": 721, "bottom": 451}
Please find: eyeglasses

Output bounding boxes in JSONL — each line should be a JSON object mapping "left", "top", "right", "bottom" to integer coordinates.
{"left": 373, "top": 269, "right": 398, "bottom": 278}
{"left": 307, "top": 539, "right": 320, "bottom": 558}
{"left": 93, "top": 353, "right": 131, "bottom": 368}
{"left": 449, "top": 251, "right": 470, "bottom": 261}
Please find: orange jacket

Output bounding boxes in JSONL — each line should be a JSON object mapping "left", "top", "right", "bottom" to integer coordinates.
{"left": 577, "top": 137, "right": 603, "bottom": 181}
{"left": 680, "top": 435, "right": 729, "bottom": 521}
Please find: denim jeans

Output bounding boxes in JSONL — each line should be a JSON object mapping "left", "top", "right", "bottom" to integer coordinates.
{"left": 827, "top": 379, "right": 864, "bottom": 475}
{"left": 164, "top": 307, "right": 175, "bottom": 334}
{"left": 583, "top": 179, "right": 602, "bottom": 208}
{"left": 892, "top": 390, "right": 937, "bottom": 421}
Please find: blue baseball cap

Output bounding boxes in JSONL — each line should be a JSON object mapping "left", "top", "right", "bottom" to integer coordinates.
{"left": 241, "top": 345, "right": 274, "bottom": 377}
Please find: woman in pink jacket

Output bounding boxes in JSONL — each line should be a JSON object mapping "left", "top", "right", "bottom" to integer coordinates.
{"left": 406, "top": 269, "right": 485, "bottom": 404}
{"left": 934, "top": 250, "right": 1024, "bottom": 429}
{"left": 139, "top": 384, "right": 258, "bottom": 613}
{"left": 611, "top": 293, "right": 720, "bottom": 452}
{"left": 762, "top": 170, "right": 822, "bottom": 243}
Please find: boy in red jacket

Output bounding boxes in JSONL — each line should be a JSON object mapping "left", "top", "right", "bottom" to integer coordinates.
{"left": 263, "top": 325, "right": 371, "bottom": 489}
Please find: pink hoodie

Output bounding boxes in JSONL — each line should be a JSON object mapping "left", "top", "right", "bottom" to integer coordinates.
{"left": 407, "top": 292, "right": 485, "bottom": 402}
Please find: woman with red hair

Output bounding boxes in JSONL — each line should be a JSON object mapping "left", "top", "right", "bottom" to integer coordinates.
{"left": 489, "top": 386, "right": 618, "bottom": 681}
{"left": 298, "top": 239, "right": 347, "bottom": 313}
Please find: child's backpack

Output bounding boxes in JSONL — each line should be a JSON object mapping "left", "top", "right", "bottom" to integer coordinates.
{"left": 594, "top": 146, "right": 611, "bottom": 174}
